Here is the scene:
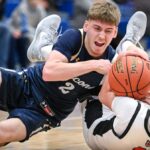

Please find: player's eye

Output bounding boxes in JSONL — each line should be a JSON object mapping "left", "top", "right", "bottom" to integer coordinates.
{"left": 105, "top": 30, "right": 112, "bottom": 34}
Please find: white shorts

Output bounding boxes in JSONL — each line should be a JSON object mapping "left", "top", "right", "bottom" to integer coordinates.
{"left": 81, "top": 97, "right": 150, "bottom": 150}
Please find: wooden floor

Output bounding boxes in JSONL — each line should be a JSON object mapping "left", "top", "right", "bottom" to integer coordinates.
{"left": 0, "top": 104, "right": 90, "bottom": 150}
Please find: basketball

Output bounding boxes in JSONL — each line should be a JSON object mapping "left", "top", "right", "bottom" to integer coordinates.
{"left": 108, "top": 55, "right": 150, "bottom": 99}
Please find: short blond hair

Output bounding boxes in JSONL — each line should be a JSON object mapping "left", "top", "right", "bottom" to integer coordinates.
{"left": 87, "top": 0, "right": 121, "bottom": 26}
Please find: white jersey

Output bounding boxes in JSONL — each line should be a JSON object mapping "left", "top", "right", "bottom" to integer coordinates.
{"left": 82, "top": 97, "right": 150, "bottom": 150}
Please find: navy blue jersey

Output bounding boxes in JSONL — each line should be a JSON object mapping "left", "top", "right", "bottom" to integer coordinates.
{"left": 26, "top": 28, "right": 116, "bottom": 121}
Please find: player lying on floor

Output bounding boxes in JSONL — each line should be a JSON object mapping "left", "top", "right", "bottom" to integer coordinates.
{"left": 27, "top": 8, "right": 149, "bottom": 150}
{"left": 26, "top": 8, "right": 149, "bottom": 150}
{"left": 81, "top": 75, "right": 150, "bottom": 150}
{"left": 0, "top": 0, "right": 148, "bottom": 146}
{"left": 80, "top": 14, "right": 150, "bottom": 150}
{"left": 0, "top": 0, "right": 124, "bottom": 146}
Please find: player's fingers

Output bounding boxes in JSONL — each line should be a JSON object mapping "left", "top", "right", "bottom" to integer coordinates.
{"left": 119, "top": 50, "right": 149, "bottom": 61}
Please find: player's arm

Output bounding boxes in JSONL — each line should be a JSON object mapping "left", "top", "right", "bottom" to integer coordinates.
{"left": 99, "top": 75, "right": 141, "bottom": 135}
{"left": 42, "top": 50, "right": 112, "bottom": 81}
{"left": 98, "top": 75, "right": 115, "bottom": 109}
{"left": 119, "top": 43, "right": 149, "bottom": 61}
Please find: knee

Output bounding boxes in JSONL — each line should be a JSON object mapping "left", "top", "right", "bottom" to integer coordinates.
{"left": 0, "top": 119, "right": 27, "bottom": 144}
{"left": 0, "top": 124, "right": 13, "bottom": 143}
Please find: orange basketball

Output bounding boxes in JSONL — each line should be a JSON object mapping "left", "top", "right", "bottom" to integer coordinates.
{"left": 108, "top": 55, "right": 150, "bottom": 99}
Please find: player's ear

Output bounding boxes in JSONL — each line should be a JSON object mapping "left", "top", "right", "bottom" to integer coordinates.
{"left": 83, "top": 20, "right": 89, "bottom": 32}
{"left": 113, "top": 26, "right": 118, "bottom": 38}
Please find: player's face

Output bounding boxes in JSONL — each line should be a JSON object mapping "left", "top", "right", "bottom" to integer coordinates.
{"left": 83, "top": 20, "right": 118, "bottom": 58}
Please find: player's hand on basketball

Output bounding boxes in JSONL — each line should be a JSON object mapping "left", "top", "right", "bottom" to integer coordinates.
{"left": 95, "top": 59, "right": 112, "bottom": 75}
{"left": 118, "top": 47, "right": 149, "bottom": 61}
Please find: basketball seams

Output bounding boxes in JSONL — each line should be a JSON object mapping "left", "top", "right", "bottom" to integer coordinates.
{"left": 136, "top": 58, "right": 145, "bottom": 94}
{"left": 137, "top": 59, "right": 150, "bottom": 96}
{"left": 111, "top": 61, "right": 127, "bottom": 95}
{"left": 126, "top": 56, "right": 134, "bottom": 98}
{"left": 138, "top": 82, "right": 150, "bottom": 91}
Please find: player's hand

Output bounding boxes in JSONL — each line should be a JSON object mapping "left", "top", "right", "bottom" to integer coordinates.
{"left": 118, "top": 47, "right": 149, "bottom": 61}
{"left": 95, "top": 59, "right": 112, "bottom": 75}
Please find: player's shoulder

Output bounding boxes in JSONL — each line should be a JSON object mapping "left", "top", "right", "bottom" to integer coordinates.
{"left": 55, "top": 28, "right": 83, "bottom": 50}
{"left": 60, "top": 28, "right": 82, "bottom": 41}
{"left": 63, "top": 28, "right": 82, "bottom": 34}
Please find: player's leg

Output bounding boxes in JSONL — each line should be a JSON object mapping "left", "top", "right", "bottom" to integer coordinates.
{"left": 0, "top": 118, "right": 26, "bottom": 146}
{"left": 0, "top": 108, "right": 54, "bottom": 146}
{"left": 116, "top": 11, "right": 147, "bottom": 51}
{"left": 0, "top": 69, "right": 26, "bottom": 145}
{"left": 27, "top": 14, "right": 61, "bottom": 62}
{"left": 113, "top": 11, "right": 147, "bottom": 62}
{"left": 0, "top": 69, "right": 58, "bottom": 146}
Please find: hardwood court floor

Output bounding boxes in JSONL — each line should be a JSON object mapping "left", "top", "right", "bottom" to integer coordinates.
{"left": 0, "top": 104, "right": 90, "bottom": 150}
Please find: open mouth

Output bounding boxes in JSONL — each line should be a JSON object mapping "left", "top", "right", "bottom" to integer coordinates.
{"left": 95, "top": 41, "right": 105, "bottom": 47}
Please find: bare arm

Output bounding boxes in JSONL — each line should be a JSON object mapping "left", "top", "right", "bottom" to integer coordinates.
{"left": 98, "top": 75, "right": 115, "bottom": 109}
{"left": 119, "top": 44, "right": 149, "bottom": 61}
{"left": 42, "top": 50, "right": 112, "bottom": 81}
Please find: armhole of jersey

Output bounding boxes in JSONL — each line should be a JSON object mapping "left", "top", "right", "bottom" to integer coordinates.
{"left": 70, "top": 28, "right": 83, "bottom": 61}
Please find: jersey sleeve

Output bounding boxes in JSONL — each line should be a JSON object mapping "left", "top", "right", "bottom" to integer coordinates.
{"left": 52, "top": 28, "right": 82, "bottom": 61}
{"left": 111, "top": 97, "right": 138, "bottom": 136}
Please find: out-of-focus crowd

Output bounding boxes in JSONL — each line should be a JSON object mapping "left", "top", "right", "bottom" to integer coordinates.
{"left": 0, "top": 0, "right": 149, "bottom": 69}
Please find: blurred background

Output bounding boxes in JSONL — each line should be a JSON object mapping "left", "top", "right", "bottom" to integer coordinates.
{"left": 0, "top": 0, "right": 150, "bottom": 70}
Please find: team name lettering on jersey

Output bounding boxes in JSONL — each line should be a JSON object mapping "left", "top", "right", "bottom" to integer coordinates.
{"left": 72, "top": 77, "right": 95, "bottom": 89}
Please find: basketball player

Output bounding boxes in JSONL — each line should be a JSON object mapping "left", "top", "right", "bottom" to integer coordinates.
{"left": 81, "top": 83, "right": 150, "bottom": 150}
{"left": 0, "top": 0, "right": 147, "bottom": 146}
{"left": 80, "top": 11, "right": 150, "bottom": 150}
{"left": 81, "top": 56, "right": 150, "bottom": 149}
